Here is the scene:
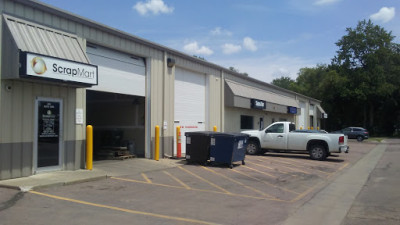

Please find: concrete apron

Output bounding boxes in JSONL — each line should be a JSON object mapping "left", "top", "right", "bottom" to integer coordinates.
{"left": 283, "top": 143, "right": 387, "bottom": 225}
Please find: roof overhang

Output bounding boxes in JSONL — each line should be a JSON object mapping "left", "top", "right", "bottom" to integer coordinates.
{"left": 225, "top": 80, "right": 300, "bottom": 114}
{"left": 3, "top": 14, "right": 97, "bottom": 86}
{"left": 317, "top": 105, "right": 328, "bottom": 118}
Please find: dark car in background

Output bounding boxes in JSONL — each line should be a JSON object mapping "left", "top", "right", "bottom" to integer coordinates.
{"left": 334, "top": 127, "right": 369, "bottom": 142}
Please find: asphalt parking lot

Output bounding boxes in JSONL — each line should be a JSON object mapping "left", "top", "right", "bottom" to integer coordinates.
{"left": 0, "top": 141, "right": 380, "bottom": 225}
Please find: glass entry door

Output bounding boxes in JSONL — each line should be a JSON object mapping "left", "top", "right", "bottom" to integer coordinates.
{"left": 34, "top": 98, "right": 63, "bottom": 172}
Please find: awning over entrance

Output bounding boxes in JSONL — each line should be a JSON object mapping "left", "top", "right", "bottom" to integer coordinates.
{"left": 317, "top": 105, "right": 328, "bottom": 118}
{"left": 3, "top": 14, "right": 89, "bottom": 64}
{"left": 3, "top": 14, "right": 97, "bottom": 86}
{"left": 225, "top": 80, "right": 300, "bottom": 110}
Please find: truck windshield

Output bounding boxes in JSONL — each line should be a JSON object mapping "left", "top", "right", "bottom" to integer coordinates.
{"left": 267, "top": 124, "right": 284, "bottom": 133}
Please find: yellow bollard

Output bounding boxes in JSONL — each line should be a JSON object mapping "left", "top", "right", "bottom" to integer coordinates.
{"left": 155, "top": 126, "right": 160, "bottom": 161}
{"left": 86, "top": 125, "right": 93, "bottom": 170}
{"left": 300, "top": 127, "right": 303, "bottom": 130}
{"left": 213, "top": 126, "right": 217, "bottom": 132}
{"left": 311, "top": 127, "right": 314, "bottom": 130}
{"left": 317, "top": 127, "right": 320, "bottom": 130}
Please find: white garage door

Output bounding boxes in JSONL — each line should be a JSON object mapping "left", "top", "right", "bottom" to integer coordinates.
{"left": 299, "top": 101, "right": 306, "bottom": 129}
{"left": 86, "top": 45, "right": 146, "bottom": 96}
{"left": 174, "top": 68, "right": 207, "bottom": 155}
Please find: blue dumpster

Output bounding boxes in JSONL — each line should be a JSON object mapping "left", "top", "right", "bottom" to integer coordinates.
{"left": 209, "top": 133, "right": 249, "bottom": 169}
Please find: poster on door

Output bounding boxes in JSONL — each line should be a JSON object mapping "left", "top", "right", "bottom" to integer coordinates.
{"left": 39, "top": 102, "right": 59, "bottom": 138}
{"left": 37, "top": 100, "right": 60, "bottom": 168}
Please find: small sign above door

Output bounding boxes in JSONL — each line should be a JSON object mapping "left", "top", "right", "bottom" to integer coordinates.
{"left": 251, "top": 99, "right": 266, "bottom": 110}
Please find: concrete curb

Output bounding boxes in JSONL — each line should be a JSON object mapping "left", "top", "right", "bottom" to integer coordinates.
{"left": 0, "top": 158, "right": 184, "bottom": 191}
{"left": 0, "top": 173, "right": 109, "bottom": 192}
{"left": 282, "top": 143, "right": 387, "bottom": 225}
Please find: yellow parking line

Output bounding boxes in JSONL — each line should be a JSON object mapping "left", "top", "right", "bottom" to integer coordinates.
{"left": 111, "top": 177, "right": 283, "bottom": 202}
{"left": 245, "top": 161, "right": 275, "bottom": 170}
{"left": 287, "top": 163, "right": 350, "bottom": 202}
{"left": 281, "top": 157, "right": 338, "bottom": 168}
{"left": 242, "top": 165, "right": 277, "bottom": 178}
{"left": 29, "top": 191, "right": 220, "bottom": 225}
{"left": 258, "top": 156, "right": 337, "bottom": 175}
{"left": 327, "top": 162, "right": 349, "bottom": 179}
{"left": 245, "top": 161, "right": 291, "bottom": 175}
{"left": 141, "top": 173, "right": 152, "bottom": 183}
{"left": 178, "top": 166, "right": 232, "bottom": 194}
{"left": 251, "top": 158, "right": 309, "bottom": 174}
{"left": 269, "top": 157, "right": 335, "bottom": 175}
{"left": 201, "top": 166, "right": 276, "bottom": 199}
{"left": 163, "top": 171, "right": 191, "bottom": 189}
{"left": 281, "top": 158, "right": 331, "bottom": 166}
{"left": 290, "top": 180, "right": 326, "bottom": 202}
{"left": 230, "top": 169, "right": 300, "bottom": 195}
{"left": 255, "top": 158, "right": 316, "bottom": 175}
{"left": 245, "top": 161, "right": 314, "bottom": 189}
{"left": 112, "top": 177, "right": 183, "bottom": 189}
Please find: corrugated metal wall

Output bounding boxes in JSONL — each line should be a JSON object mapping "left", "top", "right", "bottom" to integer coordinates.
{"left": 162, "top": 54, "right": 223, "bottom": 155}
{"left": 0, "top": 0, "right": 225, "bottom": 167}
{"left": 0, "top": 79, "right": 77, "bottom": 179}
{"left": 0, "top": 0, "right": 321, "bottom": 180}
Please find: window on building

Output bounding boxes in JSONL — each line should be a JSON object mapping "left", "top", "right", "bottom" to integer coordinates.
{"left": 310, "top": 115, "right": 314, "bottom": 127}
{"left": 241, "top": 115, "right": 254, "bottom": 129}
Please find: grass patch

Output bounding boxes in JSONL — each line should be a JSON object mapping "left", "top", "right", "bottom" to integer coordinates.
{"left": 367, "top": 137, "right": 386, "bottom": 143}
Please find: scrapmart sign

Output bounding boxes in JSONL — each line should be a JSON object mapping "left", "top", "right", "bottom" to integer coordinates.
{"left": 20, "top": 52, "right": 98, "bottom": 86}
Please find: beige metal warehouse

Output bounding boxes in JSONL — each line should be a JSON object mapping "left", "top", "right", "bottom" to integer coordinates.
{"left": 0, "top": 0, "right": 326, "bottom": 180}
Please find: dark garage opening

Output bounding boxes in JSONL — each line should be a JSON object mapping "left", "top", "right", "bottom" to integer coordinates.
{"left": 86, "top": 90, "right": 145, "bottom": 160}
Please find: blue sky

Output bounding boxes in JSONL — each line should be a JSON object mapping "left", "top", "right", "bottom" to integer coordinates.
{"left": 40, "top": 0, "right": 400, "bottom": 83}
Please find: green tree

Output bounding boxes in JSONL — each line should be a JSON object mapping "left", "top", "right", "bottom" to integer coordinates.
{"left": 295, "top": 65, "right": 331, "bottom": 99}
{"left": 271, "top": 76, "right": 296, "bottom": 90}
{"left": 271, "top": 20, "right": 400, "bottom": 135}
{"left": 332, "top": 19, "right": 400, "bottom": 133}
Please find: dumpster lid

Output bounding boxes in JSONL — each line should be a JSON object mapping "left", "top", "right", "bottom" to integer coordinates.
{"left": 185, "top": 132, "right": 249, "bottom": 138}
{"left": 185, "top": 131, "right": 219, "bottom": 137}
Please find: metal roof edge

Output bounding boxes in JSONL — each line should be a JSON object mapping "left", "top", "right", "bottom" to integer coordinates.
{"left": 225, "top": 79, "right": 299, "bottom": 102}
{"left": 21, "top": 0, "right": 321, "bottom": 103}
{"left": 225, "top": 79, "right": 300, "bottom": 108}
{"left": 21, "top": 1, "right": 238, "bottom": 73}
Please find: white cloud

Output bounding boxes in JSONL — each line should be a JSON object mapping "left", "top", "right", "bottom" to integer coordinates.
{"left": 133, "top": 0, "right": 174, "bottom": 16}
{"left": 211, "top": 27, "right": 232, "bottom": 36}
{"left": 183, "top": 41, "right": 214, "bottom": 55}
{"left": 243, "top": 37, "right": 258, "bottom": 52}
{"left": 370, "top": 7, "right": 395, "bottom": 23}
{"left": 314, "top": 0, "right": 341, "bottom": 6}
{"left": 222, "top": 44, "right": 242, "bottom": 55}
{"left": 213, "top": 54, "right": 317, "bottom": 83}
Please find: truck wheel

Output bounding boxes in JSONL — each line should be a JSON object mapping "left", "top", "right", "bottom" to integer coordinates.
{"left": 309, "top": 144, "right": 327, "bottom": 161}
{"left": 246, "top": 140, "right": 260, "bottom": 155}
{"left": 357, "top": 136, "right": 364, "bottom": 142}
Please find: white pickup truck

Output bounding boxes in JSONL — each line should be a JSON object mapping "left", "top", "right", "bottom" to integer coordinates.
{"left": 241, "top": 122, "right": 349, "bottom": 160}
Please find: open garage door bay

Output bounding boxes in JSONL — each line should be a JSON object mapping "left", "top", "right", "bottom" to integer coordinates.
{"left": 86, "top": 45, "right": 146, "bottom": 159}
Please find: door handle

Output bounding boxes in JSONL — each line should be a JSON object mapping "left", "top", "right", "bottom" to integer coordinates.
{"left": 277, "top": 135, "right": 283, "bottom": 138}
